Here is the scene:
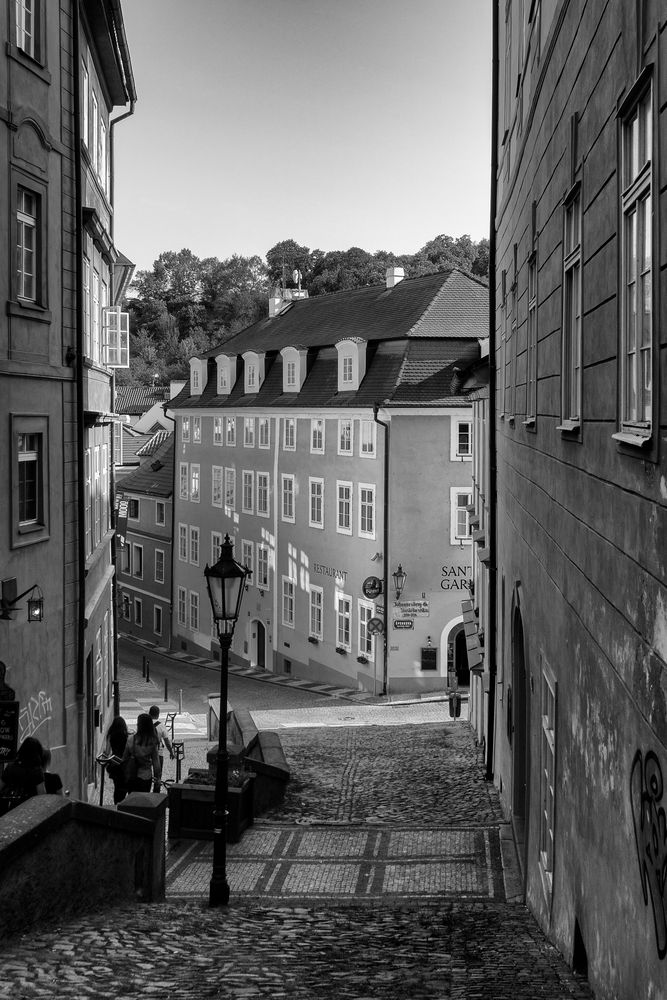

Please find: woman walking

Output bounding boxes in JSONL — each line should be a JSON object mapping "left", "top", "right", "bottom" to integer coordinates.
{"left": 121, "top": 713, "right": 160, "bottom": 793}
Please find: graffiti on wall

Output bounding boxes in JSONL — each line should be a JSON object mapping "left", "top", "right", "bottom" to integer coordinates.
{"left": 18, "top": 691, "right": 53, "bottom": 744}
{"left": 631, "top": 749, "right": 667, "bottom": 959}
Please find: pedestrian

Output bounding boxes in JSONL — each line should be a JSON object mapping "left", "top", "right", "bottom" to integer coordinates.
{"left": 0, "top": 736, "right": 46, "bottom": 814}
{"left": 104, "top": 716, "right": 129, "bottom": 804}
{"left": 121, "top": 713, "right": 160, "bottom": 793}
{"left": 148, "top": 704, "right": 174, "bottom": 792}
{"left": 41, "top": 748, "right": 64, "bottom": 795}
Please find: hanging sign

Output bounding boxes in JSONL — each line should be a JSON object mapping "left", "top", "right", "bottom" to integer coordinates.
{"left": 362, "top": 576, "right": 383, "bottom": 600}
{"left": 367, "top": 617, "right": 384, "bottom": 635}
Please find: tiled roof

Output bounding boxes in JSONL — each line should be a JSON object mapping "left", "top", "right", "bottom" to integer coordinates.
{"left": 120, "top": 426, "right": 154, "bottom": 464}
{"left": 117, "top": 438, "right": 174, "bottom": 497}
{"left": 170, "top": 269, "right": 487, "bottom": 411}
{"left": 135, "top": 429, "right": 172, "bottom": 457}
{"left": 115, "top": 385, "right": 170, "bottom": 415}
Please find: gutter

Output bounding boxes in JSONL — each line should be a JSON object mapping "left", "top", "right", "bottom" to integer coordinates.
{"left": 485, "top": 0, "right": 500, "bottom": 783}
{"left": 373, "top": 403, "right": 390, "bottom": 697}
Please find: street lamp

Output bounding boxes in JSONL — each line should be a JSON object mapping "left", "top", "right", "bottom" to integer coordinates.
{"left": 204, "top": 533, "right": 251, "bottom": 907}
{"left": 392, "top": 564, "right": 407, "bottom": 602}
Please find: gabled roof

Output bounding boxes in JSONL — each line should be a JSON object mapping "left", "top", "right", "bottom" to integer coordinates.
{"left": 117, "top": 438, "right": 174, "bottom": 498}
{"left": 115, "top": 385, "right": 170, "bottom": 415}
{"left": 135, "top": 429, "right": 172, "bottom": 457}
{"left": 120, "top": 425, "right": 154, "bottom": 465}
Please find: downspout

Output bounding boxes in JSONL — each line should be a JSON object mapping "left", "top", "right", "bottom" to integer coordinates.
{"left": 73, "top": 0, "right": 86, "bottom": 798}
{"left": 485, "top": 0, "right": 500, "bottom": 782}
{"left": 162, "top": 403, "right": 177, "bottom": 649}
{"left": 373, "top": 403, "right": 390, "bottom": 697}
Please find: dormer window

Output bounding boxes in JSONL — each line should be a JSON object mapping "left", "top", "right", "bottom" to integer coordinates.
{"left": 280, "top": 347, "right": 308, "bottom": 393}
{"left": 335, "top": 339, "right": 367, "bottom": 391}
{"left": 216, "top": 354, "right": 235, "bottom": 396}
{"left": 243, "top": 351, "right": 265, "bottom": 394}
{"left": 189, "top": 358, "right": 205, "bottom": 396}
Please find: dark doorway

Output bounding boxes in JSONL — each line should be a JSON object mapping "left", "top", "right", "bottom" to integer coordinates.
{"left": 256, "top": 621, "right": 266, "bottom": 669}
{"left": 512, "top": 605, "right": 529, "bottom": 877}
{"left": 455, "top": 627, "right": 469, "bottom": 686}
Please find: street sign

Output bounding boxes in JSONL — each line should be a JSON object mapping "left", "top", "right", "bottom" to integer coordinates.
{"left": 367, "top": 617, "right": 384, "bottom": 635}
{"left": 362, "top": 576, "right": 383, "bottom": 600}
{"left": 393, "top": 619, "right": 414, "bottom": 629}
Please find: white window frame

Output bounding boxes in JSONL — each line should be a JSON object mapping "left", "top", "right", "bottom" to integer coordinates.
{"left": 242, "top": 539, "right": 254, "bottom": 579}
{"left": 309, "top": 586, "right": 323, "bottom": 640}
{"left": 193, "top": 416, "right": 201, "bottom": 444}
{"left": 226, "top": 416, "right": 236, "bottom": 446}
{"left": 211, "top": 531, "right": 222, "bottom": 564}
{"left": 358, "top": 484, "right": 376, "bottom": 539}
{"left": 282, "top": 576, "right": 295, "bottom": 628}
{"left": 16, "top": 186, "right": 37, "bottom": 302}
{"left": 189, "top": 526, "right": 200, "bottom": 566}
{"left": 155, "top": 548, "right": 165, "bottom": 584}
{"left": 257, "top": 472, "right": 270, "bottom": 518}
{"left": 283, "top": 417, "right": 296, "bottom": 451}
{"left": 258, "top": 417, "right": 270, "bottom": 449}
{"left": 338, "top": 418, "right": 353, "bottom": 455}
{"left": 286, "top": 360, "right": 297, "bottom": 388}
{"left": 257, "top": 544, "right": 269, "bottom": 589}
{"left": 336, "top": 593, "right": 352, "bottom": 651}
{"left": 342, "top": 355, "right": 353, "bottom": 384}
{"left": 281, "top": 474, "right": 295, "bottom": 523}
{"left": 178, "top": 523, "right": 188, "bottom": 561}
{"left": 359, "top": 419, "right": 376, "bottom": 457}
{"left": 309, "top": 477, "right": 324, "bottom": 529}
{"left": 189, "top": 591, "right": 199, "bottom": 632}
{"left": 337, "top": 481, "right": 352, "bottom": 535}
{"left": 224, "top": 467, "right": 236, "bottom": 510}
{"left": 177, "top": 587, "right": 187, "bottom": 627}
{"left": 450, "top": 487, "right": 473, "bottom": 544}
{"left": 451, "top": 416, "right": 473, "bottom": 460}
{"left": 182, "top": 416, "right": 190, "bottom": 443}
{"left": 358, "top": 600, "right": 374, "bottom": 657}
{"left": 310, "top": 418, "right": 325, "bottom": 454}
{"left": 244, "top": 417, "right": 255, "bottom": 447}
{"left": 179, "top": 462, "right": 188, "bottom": 500}
{"left": 212, "top": 465, "right": 223, "bottom": 508}
{"left": 213, "top": 416, "right": 223, "bottom": 445}
{"left": 560, "top": 187, "right": 582, "bottom": 429}
{"left": 190, "top": 464, "right": 200, "bottom": 503}
{"left": 155, "top": 500, "right": 166, "bottom": 526}
{"left": 242, "top": 470, "right": 254, "bottom": 514}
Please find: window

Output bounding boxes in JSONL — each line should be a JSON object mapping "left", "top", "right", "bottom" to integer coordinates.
{"left": 93, "top": 447, "right": 101, "bottom": 545}
{"left": 154, "top": 606, "right": 163, "bottom": 636}
{"left": 179, "top": 463, "right": 188, "bottom": 500}
{"left": 226, "top": 417, "right": 236, "bottom": 446}
{"left": 156, "top": 501, "right": 165, "bottom": 526}
{"left": 244, "top": 418, "right": 255, "bottom": 447}
{"left": 13, "top": 417, "right": 49, "bottom": 548}
{"left": 91, "top": 92, "right": 99, "bottom": 172}
{"left": 214, "top": 417, "right": 223, "bottom": 445}
{"left": 258, "top": 417, "right": 270, "bottom": 448}
{"left": 81, "top": 62, "right": 89, "bottom": 145}
{"left": 155, "top": 549, "right": 165, "bottom": 584}
{"left": 311, "top": 418, "right": 325, "bottom": 454}
{"left": 282, "top": 577, "right": 295, "bottom": 627}
{"left": 119, "top": 544, "right": 130, "bottom": 574}
{"left": 15, "top": 0, "right": 35, "bottom": 58}
{"left": 337, "top": 482, "right": 352, "bottom": 534}
{"left": 282, "top": 474, "right": 295, "bottom": 522}
{"left": 342, "top": 356, "right": 353, "bottom": 384}
{"left": 224, "top": 467, "right": 236, "bottom": 509}
{"left": 193, "top": 416, "right": 201, "bottom": 444}
{"left": 192, "top": 369, "right": 200, "bottom": 392}
{"left": 286, "top": 360, "right": 297, "bottom": 387}
{"left": 132, "top": 544, "right": 143, "bottom": 579}
{"left": 451, "top": 488, "right": 473, "bottom": 543}
{"left": 246, "top": 363, "right": 256, "bottom": 390}
{"left": 309, "top": 478, "right": 324, "bottom": 528}
{"left": 83, "top": 257, "right": 91, "bottom": 356}
{"left": 540, "top": 667, "right": 557, "bottom": 886}
{"left": 358, "top": 601, "right": 374, "bottom": 657}
{"left": 456, "top": 421, "right": 472, "bottom": 457}
{"left": 336, "top": 340, "right": 366, "bottom": 390}
{"left": 190, "top": 464, "right": 200, "bottom": 503}
{"left": 182, "top": 416, "right": 190, "bottom": 443}
{"left": 218, "top": 365, "right": 229, "bottom": 393}
{"left": 338, "top": 419, "right": 353, "bottom": 454}
{"left": 189, "top": 591, "right": 199, "bottom": 632}
{"left": 121, "top": 592, "right": 131, "bottom": 621}
{"left": 17, "top": 187, "right": 37, "bottom": 301}
{"left": 336, "top": 594, "right": 351, "bottom": 650}
{"left": 242, "top": 540, "right": 253, "bottom": 577}
{"left": 257, "top": 472, "right": 270, "bottom": 517}
{"left": 359, "top": 420, "right": 375, "bottom": 456}
{"left": 359, "top": 485, "right": 375, "bottom": 538}
{"left": 177, "top": 587, "right": 187, "bottom": 627}
{"left": 211, "top": 531, "right": 222, "bottom": 564}
{"left": 17, "top": 431, "right": 41, "bottom": 528}
{"left": 618, "top": 83, "right": 653, "bottom": 441}
{"left": 526, "top": 253, "right": 538, "bottom": 424}
{"left": 190, "top": 527, "right": 199, "bottom": 565}
{"left": 309, "top": 587, "right": 323, "bottom": 640}
{"left": 92, "top": 269, "right": 100, "bottom": 363}
{"left": 134, "top": 598, "right": 143, "bottom": 627}
{"left": 178, "top": 523, "right": 187, "bottom": 561}
{"left": 212, "top": 466, "right": 223, "bottom": 508}
{"left": 242, "top": 471, "right": 254, "bottom": 513}
{"left": 257, "top": 545, "right": 269, "bottom": 589}
{"left": 127, "top": 498, "right": 139, "bottom": 520}
{"left": 561, "top": 188, "right": 582, "bottom": 427}
{"left": 283, "top": 417, "right": 296, "bottom": 451}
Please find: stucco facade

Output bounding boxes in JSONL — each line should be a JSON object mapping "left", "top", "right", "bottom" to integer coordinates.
{"left": 492, "top": 2, "right": 667, "bottom": 997}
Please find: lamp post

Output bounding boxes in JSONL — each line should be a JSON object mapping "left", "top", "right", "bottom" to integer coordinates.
{"left": 204, "top": 533, "right": 251, "bottom": 907}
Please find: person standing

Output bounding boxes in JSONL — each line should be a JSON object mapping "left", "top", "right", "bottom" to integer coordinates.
{"left": 122, "top": 713, "right": 160, "bottom": 793}
{"left": 0, "top": 737, "right": 46, "bottom": 814}
{"left": 104, "top": 716, "right": 129, "bottom": 804}
{"left": 41, "top": 748, "right": 64, "bottom": 795}
{"left": 148, "top": 705, "right": 174, "bottom": 792}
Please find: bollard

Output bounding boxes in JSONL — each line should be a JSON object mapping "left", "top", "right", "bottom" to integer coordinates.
{"left": 142, "top": 655, "right": 146, "bottom": 678}
{"left": 172, "top": 741, "right": 185, "bottom": 782}
{"left": 164, "top": 677, "right": 168, "bottom": 703}
{"left": 179, "top": 688, "right": 183, "bottom": 714}
{"left": 146, "top": 658, "right": 150, "bottom": 683}
{"left": 448, "top": 693, "right": 461, "bottom": 718}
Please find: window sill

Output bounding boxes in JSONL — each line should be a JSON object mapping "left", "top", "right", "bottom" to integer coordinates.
{"left": 357, "top": 656, "right": 369, "bottom": 665}
{"left": 522, "top": 417, "right": 536, "bottom": 427}
{"left": 6, "top": 43, "right": 51, "bottom": 84}
{"left": 506, "top": 415, "right": 515, "bottom": 426}
{"left": 556, "top": 420, "right": 580, "bottom": 434}
{"left": 7, "top": 300, "right": 52, "bottom": 324}
{"left": 612, "top": 430, "right": 651, "bottom": 448}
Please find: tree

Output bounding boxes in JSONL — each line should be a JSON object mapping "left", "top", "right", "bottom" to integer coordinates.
{"left": 265, "top": 239, "right": 312, "bottom": 288}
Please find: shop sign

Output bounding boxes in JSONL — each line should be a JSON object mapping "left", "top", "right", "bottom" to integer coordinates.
{"left": 441, "top": 565, "right": 471, "bottom": 590}
{"left": 313, "top": 562, "right": 348, "bottom": 583}
{"left": 362, "top": 576, "right": 383, "bottom": 600}
{"left": 116, "top": 495, "right": 129, "bottom": 548}
{"left": 393, "top": 619, "right": 414, "bottom": 630}
{"left": 393, "top": 599, "right": 429, "bottom": 618}
{"left": 0, "top": 702, "right": 19, "bottom": 762}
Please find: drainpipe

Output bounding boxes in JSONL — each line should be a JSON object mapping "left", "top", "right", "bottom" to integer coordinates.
{"left": 162, "top": 404, "right": 177, "bottom": 649}
{"left": 108, "top": 0, "right": 136, "bottom": 226}
{"left": 73, "top": 0, "right": 86, "bottom": 799}
{"left": 485, "top": 0, "right": 500, "bottom": 782}
{"left": 373, "top": 403, "right": 390, "bottom": 697}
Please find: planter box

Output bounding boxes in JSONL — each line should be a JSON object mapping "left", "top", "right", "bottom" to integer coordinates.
{"left": 167, "top": 777, "right": 254, "bottom": 843}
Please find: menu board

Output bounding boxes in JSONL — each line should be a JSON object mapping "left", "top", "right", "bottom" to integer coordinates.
{"left": 0, "top": 702, "right": 19, "bottom": 763}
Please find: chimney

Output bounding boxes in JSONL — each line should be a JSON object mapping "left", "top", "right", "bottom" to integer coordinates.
{"left": 386, "top": 266, "right": 405, "bottom": 289}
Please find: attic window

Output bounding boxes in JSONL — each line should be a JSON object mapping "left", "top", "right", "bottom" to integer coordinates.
{"left": 280, "top": 346, "right": 307, "bottom": 393}
{"left": 335, "top": 339, "right": 367, "bottom": 392}
{"left": 243, "top": 351, "right": 265, "bottom": 394}
{"left": 216, "top": 355, "right": 235, "bottom": 396}
{"left": 342, "top": 357, "right": 353, "bottom": 384}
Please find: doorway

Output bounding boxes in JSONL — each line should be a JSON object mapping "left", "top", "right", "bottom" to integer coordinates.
{"left": 251, "top": 620, "right": 266, "bottom": 669}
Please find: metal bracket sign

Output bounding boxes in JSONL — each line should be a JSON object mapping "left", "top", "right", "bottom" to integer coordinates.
{"left": 393, "top": 619, "right": 414, "bottom": 629}
{"left": 362, "top": 576, "right": 383, "bottom": 600}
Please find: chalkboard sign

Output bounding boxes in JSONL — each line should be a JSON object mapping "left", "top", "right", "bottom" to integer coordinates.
{"left": 421, "top": 647, "right": 437, "bottom": 671}
{"left": 0, "top": 701, "right": 19, "bottom": 763}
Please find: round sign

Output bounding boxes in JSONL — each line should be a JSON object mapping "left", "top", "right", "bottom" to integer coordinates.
{"left": 367, "top": 617, "right": 384, "bottom": 635}
{"left": 362, "top": 576, "right": 383, "bottom": 600}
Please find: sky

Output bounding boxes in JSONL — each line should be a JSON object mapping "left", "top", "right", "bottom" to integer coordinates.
{"left": 113, "top": 0, "right": 492, "bottom": 274}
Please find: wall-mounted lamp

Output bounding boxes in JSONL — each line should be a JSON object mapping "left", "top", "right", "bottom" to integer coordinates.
{"left": 1, "top": 579, "right": 44, "bottom": 623}
{"left": 392, "top": 564, "right": 407, "bottom": 602}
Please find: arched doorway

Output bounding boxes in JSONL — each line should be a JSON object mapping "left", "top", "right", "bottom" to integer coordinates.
{"left": 250, "top": 620, "right": 266, "bottom": 668}
{"left": 440, "top": 617, "right": 468, "bottom": 686}
{"left": 511, "top": 598, "right": 530, "bottom": 876}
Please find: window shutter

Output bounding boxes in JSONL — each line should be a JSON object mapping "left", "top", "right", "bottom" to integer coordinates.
{"left": 104, "top": 306, "right": 130, "bottom": 368}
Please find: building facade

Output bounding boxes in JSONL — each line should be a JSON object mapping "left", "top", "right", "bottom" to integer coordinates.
{"left": 492, "top": 2, "right": 666, "bottom": 997}
{"left": 0, "top": 0, "right": 135, "bottom": 799}
{"left": 170, "top": 269, "right": 487, "bottom": 695}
